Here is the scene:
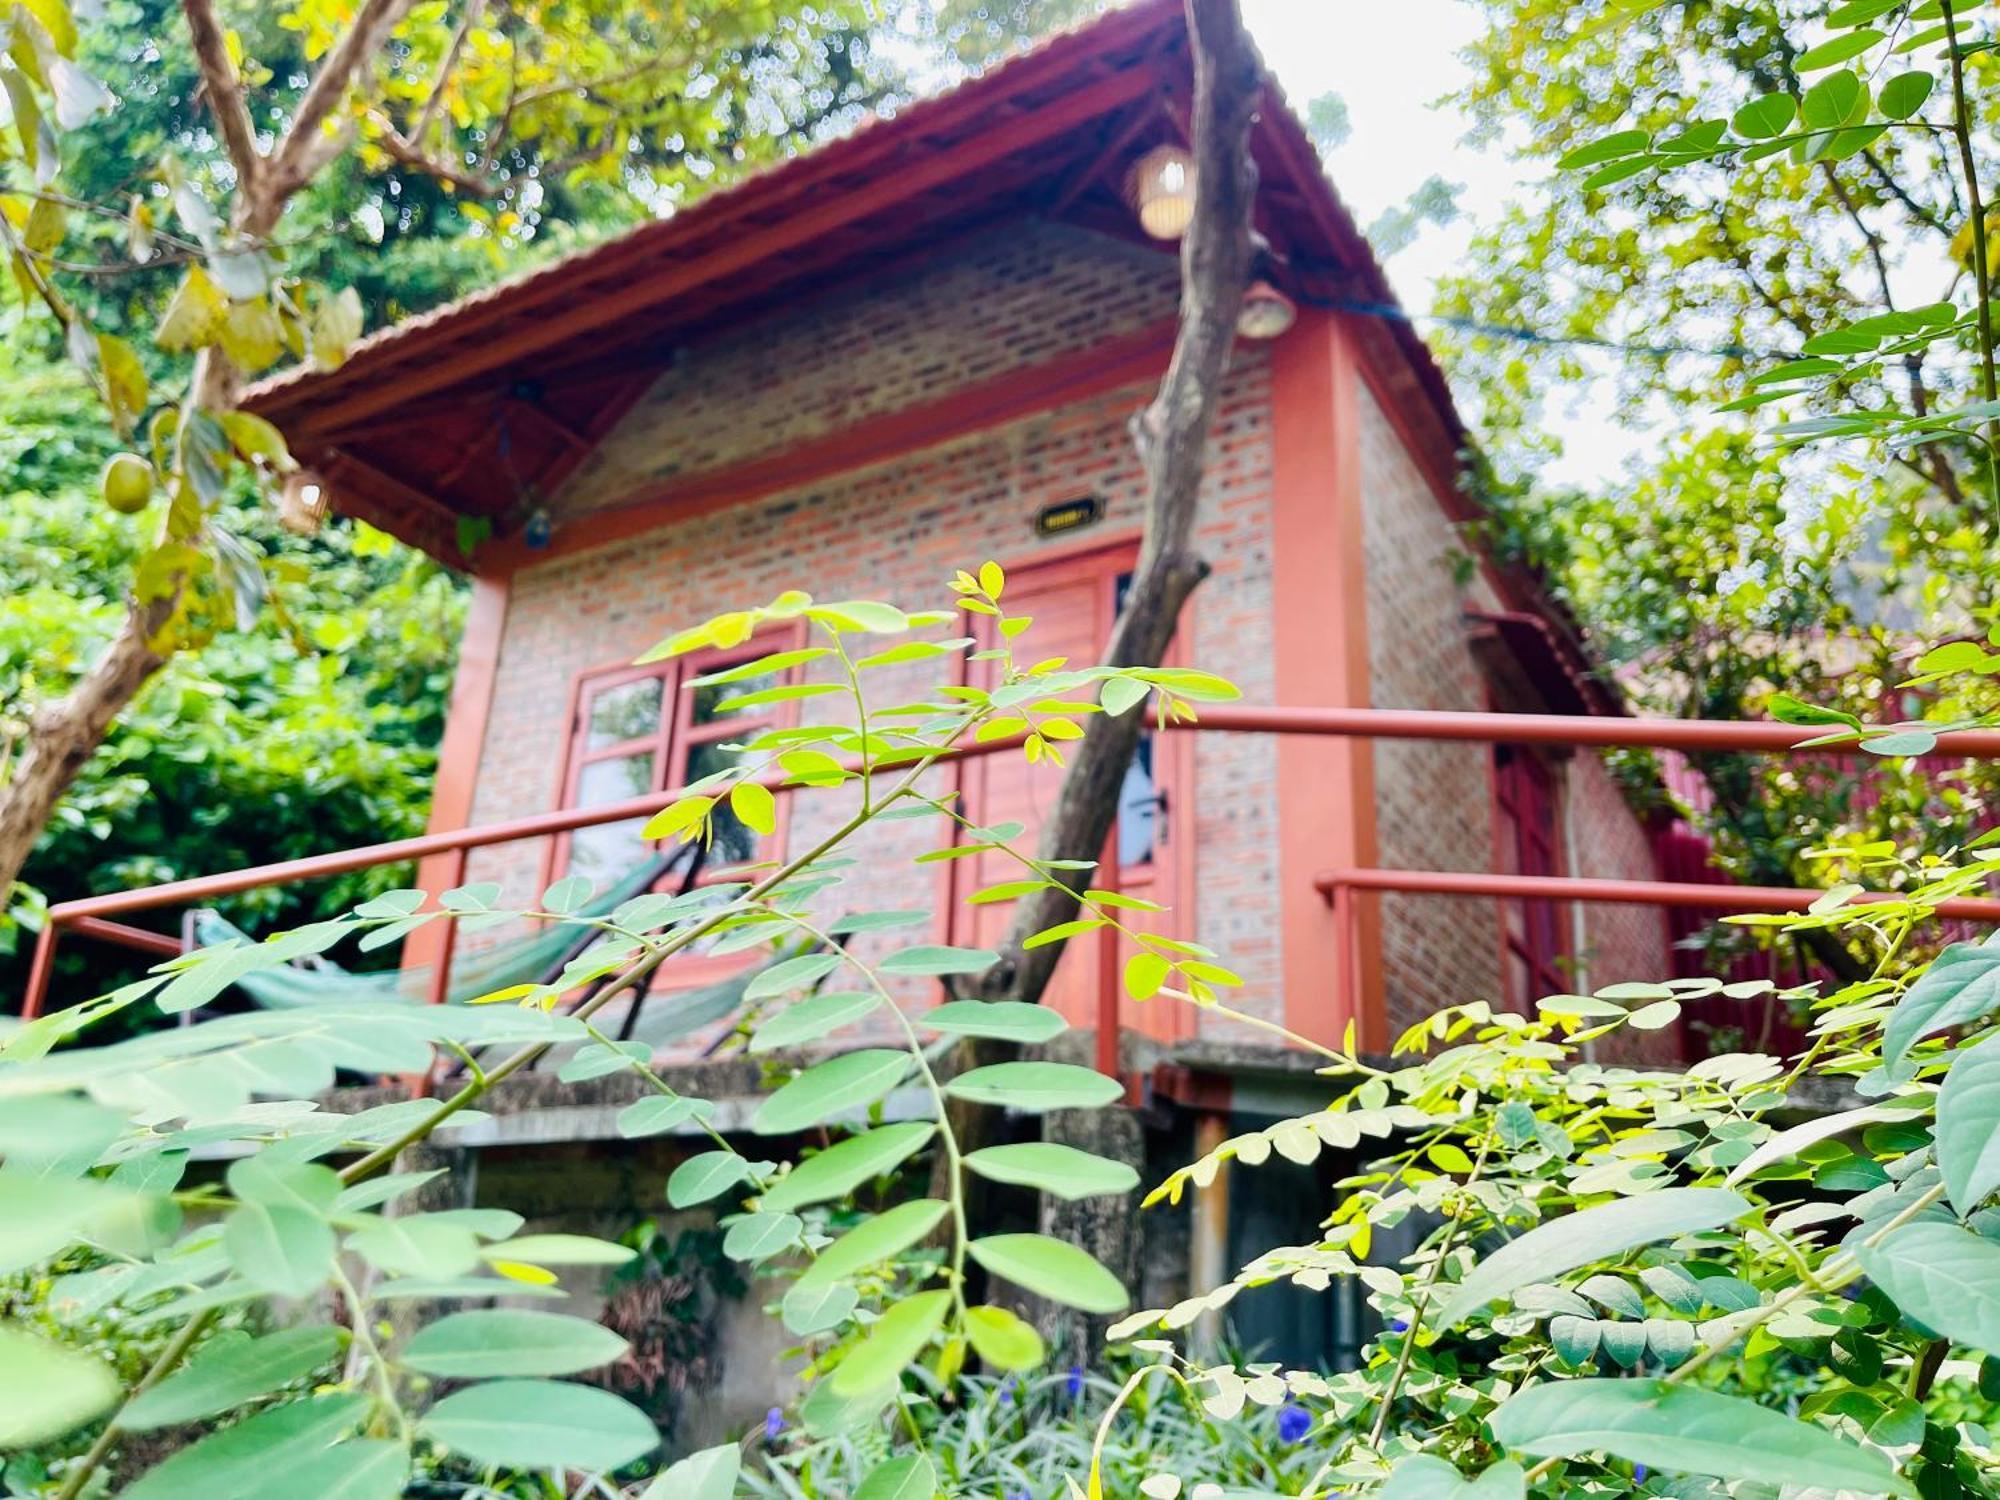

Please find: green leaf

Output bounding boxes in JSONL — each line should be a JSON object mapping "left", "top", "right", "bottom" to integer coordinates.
{"left": 745, "top": 952, "right": 844, "bottom": 1002}
{"left": 1939, "top": 1031, "right": 2000, "bottom": 1212}
{"left": 616, "top": 1095, "right": 708, "bottom": 1139}
{"left": 791, "top": 1199, "right": 951, "bottom": 1297}
{"left": 1796, "top": 29, "right": 1883, "bottom": 70}
{"left": 878, "top": 945, "right": 999, "bottom": 976}
{"left": 1489, "top": 1378, "right": 1909, "bottom": 1495}
{"left": 400, "top": 1310, "right": 629, "bottom": 1379}
{"left": 1884, "top": 941, "right": 2000, "bottom": 1067}
{"left": 945, "top": 1062, "right": 1123, "bottom": 1112}
{"left": 421, "top": 1380, "right": 658, "bottom": 1472}
{"left": 1879, "top": 70, "right": 1935, "bottom": 119}
{"left": 854, "top": 1454, "right": 939, "bottom": 1500}
{"left": 1549, "top": 1315, "right": 1600, "bottom": 1367}
{"left": 1731, "top": 92, "right": 1798, "bottom": 139}
{"left": 641, "top": 1444, "right": 740, "bottom": 1500}
{"left": 966, "top": 1233, "right": 1129, "bottom": 1313}
{"left": 0, "top": 1324, "right": 120, "bottom": 1447}
{"left": 1381, "top": 1456, "right": 1527, "bottom": 1499}
{"left": 667, "top": 1151, "right": 753, "bottom": 1209}
{"left": 752, "top": 1050, "right": 911, "bottom": 1134}
{"left": 1853, "top": 1220, "right": 2000, "bottom": 1353}
{"left": 123, "top": 1393, "right": 371, "bottom": 1500}
{"left": 723, "top": 1211, "right": 802, "bottom": 1262}
{"left": 781, "top": 1279, "right": 860, "bottom": 1336}
{"left": 346, "top": 1217, "right": 481, "bottom": 1280}
{"left": 123, "top": 1326, "right": 342, "bottom": 1431}
{"left": 1434, "top": 1188, "right": 1751, "bottom": 1330}
{"left": 964, "top": 1304, "right": 1046, "bottom": 1371}
{"left": 1100, "top": 675, "right": 1149, "bottom": 716}
{"left": 1766, "top": 691, "right": 1862, "bottom": 729}
{"left": 480, "top": 1233, "right": 636, "bottom": 1269}
{"left": 831, "top": 1289, "right": 950, "bottom": 1396}
{"left": 748, "top": 990, "right": 882, "bottom": 1053}
{"left": 729, "top": 780, "right": 777, "bottom": 837}
{"left": 1556, "top": 129, "right": 1650, "bottom": 169}
{"left": 963, "top": 1142, "right": 1139, "bottom": 1200}
{"left": 275, "top": 1441, "right": 407, "bottom": 1500}
{"left": 0, "top": 1172, "right": 119, "bottom": 1274}
{"left": 921, "top": 1000, "right": 1066, "bottom": 1043}
{"left": 760, "top": 1123, "right": 937, "bottom": 1214}
{"left": 223, "top": 1202, "right": 335, "bottom": 1298}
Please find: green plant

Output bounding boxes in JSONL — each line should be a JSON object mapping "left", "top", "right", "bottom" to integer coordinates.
{"left": 0, "top": 562, "right": 1251, "bottom": 1498}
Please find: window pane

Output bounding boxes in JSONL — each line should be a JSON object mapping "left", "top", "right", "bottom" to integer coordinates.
{"left": 587, "top": 677, "right": 664, "bottom": 750}
{"left": 577, "top": 753, "right": 655, "bottom": 806}
{"left": 1117, "top": 735, "right": 1158, "bottom": 868}
{"left": 690, "top": 665, "right": 781, "bottom": 728}
{"left": 684, "top": 740, "right": 760, "bottom": 865}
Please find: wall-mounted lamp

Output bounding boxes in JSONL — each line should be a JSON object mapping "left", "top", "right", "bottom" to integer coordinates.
{"left": 1127, "top": 144, "right": 1196, "bottom": 240}
{"left": 279, "top": 469, "right": 330, "bottom": 534}
{"left": 1237, "top": 280, "right": 1298, "bottom": 340}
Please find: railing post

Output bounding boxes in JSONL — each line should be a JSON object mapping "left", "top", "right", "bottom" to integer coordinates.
{"left": 1329, "top": 880, "right": 1354, "bottom": 1044}
{"left": 424, "top": 849, "right": 468, "bottom": 1008}
{"left": 20, "top": 921, "right": 59, "bottom": 1020}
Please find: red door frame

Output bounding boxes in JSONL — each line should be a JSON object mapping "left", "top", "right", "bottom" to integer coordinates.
{"left": 945, "top": 532, "right": 1195, "bottom": 1044}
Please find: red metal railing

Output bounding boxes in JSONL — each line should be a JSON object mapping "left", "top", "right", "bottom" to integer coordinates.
{"left": 22, "top": 705, "right": 2000, "bottom": 1069}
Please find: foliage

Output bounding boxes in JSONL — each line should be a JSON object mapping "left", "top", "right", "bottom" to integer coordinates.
{"left": 0, "top": 563, "right": 1251, "bottom": 1498}
{"left": 1441, "top": 0, "right": 2000, "bottom": 897}
{"left": 0, "top": 339, "right": 460, "bottom": 998}
{"left": 743, "top": 1357, "right": 1313, "bottom": 1498}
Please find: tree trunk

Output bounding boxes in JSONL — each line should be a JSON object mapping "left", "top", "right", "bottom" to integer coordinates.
{"left": 0, "top": 602, "right": 171, "bottom": 918}
{"left": 937, "top": 0, "right": 1263, "bottom": 1237}
{"left": 964, "top": 0, "right": 1262, "bottom": 1012}
{"left": 1028, "top": 1106, "right": 1146, "bottom": 1360}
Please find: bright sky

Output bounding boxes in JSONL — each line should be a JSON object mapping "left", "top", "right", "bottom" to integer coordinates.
{"left": 1241, "top": 0, "right": 1649, "bottom": 484}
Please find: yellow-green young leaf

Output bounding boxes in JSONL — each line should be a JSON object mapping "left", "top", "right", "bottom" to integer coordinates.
{"left": 479, "top": 1234, "right": 635, "bottom": 1269}
{"left": 219, "top": 299, "right": 286, "bottom": 372}
{"left": 964, "top": 1305, "right": 1046, "bottom": 1371}
{"left": 0, "top": 1325, "right": 120, "bottom": 1447}
{"left": 968, "top": 879, "right": 1053, "bottom": 905}
{"left": 1086, "top": 888, "right": 1164, "bottom": 912}
{"left": 96, "top": 333, "right": 147, "bottom": 431}
{"left": 729, "top": 781, "right": 777, "bottom": 837}
{"left": 967, "top": 1234, "right": 1129, "bottom": 1314}
{"left": 641, "top": 796, "right": 712, "bottom": 841}
{"left": 468, "top": 982, "right": 546, "bottom": 1007}
{"left": 831, "top": 1289, "right": 950, "bottom": 1396}
{"left": 310, "top": 286, "right": 364, "bottom": 370}
{"left": 687, "top": 648, "right": 831, "bottom": 686}
{"left": 1022, "top": 917, "right": 1107, "bottom": 950}
{"left": 219, "top": 411, "right": 291, "bottom": 468}
{"left": 779, "top": 749, "right": 848, "bottom": 786}
{"left": 979, "top": 561, "right": 1005, "bottom": 599}
{"left": 1125, "top": 951, "right": 1170, "bottom": 1001}
{"left": 156, "top": 265, "right": 228, "bottom": 351}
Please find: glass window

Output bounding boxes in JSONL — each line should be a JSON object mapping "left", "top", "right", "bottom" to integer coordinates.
{"left": 1117, "top": 737, "right": 1158, "bottom": 869}
{"left": 586, "top": 678, "right": 663, "bottom": 750}
{"left": 557, "top": 643, "right": 799, "bottom": 883}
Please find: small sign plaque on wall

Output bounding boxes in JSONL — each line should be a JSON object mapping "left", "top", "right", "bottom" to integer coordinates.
{"left": 1034, "top": 495, "right": 1105, "bottom": 539}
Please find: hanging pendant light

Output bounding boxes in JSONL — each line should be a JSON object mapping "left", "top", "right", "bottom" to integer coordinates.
{"left": 278, "top": 469, "right": 329, "bottom": 534}
{"left": 1127, "top": 144, "right": 1196, "bottom": 240}
{"left": 1237, "top": 281, "right": 1298, "bottom": 340}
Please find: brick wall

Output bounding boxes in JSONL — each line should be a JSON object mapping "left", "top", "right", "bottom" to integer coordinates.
{"left": 1357, "top": 381, "right": 1506, "bottom": 1035}
{"left": 461, "top": 219, "right": 1280, "bottom": 1044}
{"left": 557, "top": 220, "right": 1180, "bottom": 516}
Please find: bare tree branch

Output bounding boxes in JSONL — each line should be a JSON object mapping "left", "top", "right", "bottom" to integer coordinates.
{"left": 181, "top": 0, "right": 263, "bottom": 195}
{"left": 258, "top": 0, "right": 419, "bottom": 225}
{"left": 412, "top": 0, "right": 486, "bottom": 149}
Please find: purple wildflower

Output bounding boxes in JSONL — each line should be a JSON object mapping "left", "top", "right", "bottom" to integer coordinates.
{"left": 999, "top": 1376, "right": 1016, "bottom": 1406}
{"left": 1276, "top": 1403, "right": 1312, "bottom": 1444}
{"left": 1635, "top": 1464, "right": 1649, "bottom": 1483}
{"left": 1390, "top": 1318, "right": 1409, "bottom": 1333}
{"left": 763, "top": 1406, "right": 785, "bottom": 1441}
{"left": 1066, "top": 1364, "right": 1085, "bottom": 1401}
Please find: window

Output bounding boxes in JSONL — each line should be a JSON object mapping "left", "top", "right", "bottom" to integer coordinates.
{"left": 1494, "top": 744, "right": 1569, "bottom": 1006}
{"left": 553, "top": 638, "right": 797, "bottom": 885}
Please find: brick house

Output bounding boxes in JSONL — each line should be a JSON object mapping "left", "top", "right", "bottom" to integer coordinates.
{"left": 237, "top": 0, "right": 1673, "bottom": 1383}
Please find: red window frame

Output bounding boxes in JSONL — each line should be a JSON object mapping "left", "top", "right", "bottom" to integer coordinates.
{"left": 543, "top": 629, "right": 804, "bottom": 892}
{"left": 1493, "top": 744, "right": 1570, "bottom": 1007}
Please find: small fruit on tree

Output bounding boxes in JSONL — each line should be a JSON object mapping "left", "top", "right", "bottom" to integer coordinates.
{"left": 100, "top": 453, "right": 154, "bottom": 515}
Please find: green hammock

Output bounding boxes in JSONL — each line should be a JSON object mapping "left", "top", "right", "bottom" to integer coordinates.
{"left": 184, "top": 855, "right": 683, "bottom": 1012}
